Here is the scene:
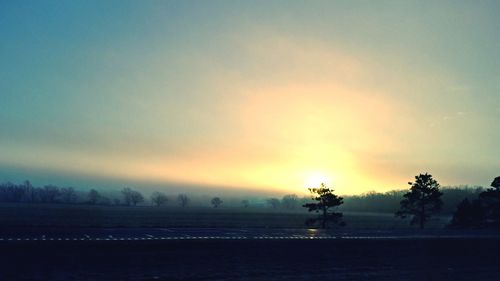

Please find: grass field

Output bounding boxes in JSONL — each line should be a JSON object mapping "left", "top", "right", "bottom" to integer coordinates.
{"left": 0, "top": 203, "right": 450, "bottom": 229}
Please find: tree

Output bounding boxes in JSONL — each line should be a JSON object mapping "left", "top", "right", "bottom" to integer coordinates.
{"left": 177, "top": 194, "right": 189, "bottom": 207}
{"left": 282, "top": 194, "right": 299, "bottom": 209}
{"left": 478, "top": 176, "right": 500, "bottom": 227}
{"left": 88, "top": 189, "right": 100, "bottom": 205}
{"left": 396, "top": 173, "right": 443, "bottom": 229}
{"left": 22, "top": 180, "right": 36, "bottom": 203}
{"left": 491, "top": 176, "right": 500, "bottom": 189}
{"left": 450, "top": 176, "right": 500, "bottom": 228}
{"left": 39, "top": 185, "right": 60, "bottom": 203}
{"left": 303, "top": 183, "right": 345, "bottom": 228}
{"left": 266, "top": 198, "right": 280, "bottom": 209}
{"left": 60, "top": 187, "right": 78, "bottom": 204}
{"left": 151, "top": 192, "right": 168, "bottom": 207}
{"left": 121, "top": 188, "right": 144, "bottom": 206}
{"left": 211, "top": 197, "right": 223, "bottom": 208}
{"left": 449, "top": 198, "right": 485, "bottom": 228}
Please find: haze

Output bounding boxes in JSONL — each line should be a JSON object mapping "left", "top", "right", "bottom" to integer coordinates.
{"left": 1, "top": 1, "right": 499, "bottom": 195}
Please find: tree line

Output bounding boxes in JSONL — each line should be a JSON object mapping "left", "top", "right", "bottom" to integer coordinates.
{"left": 1, "top": 175, "right": 499, "bottom": 229}
{"left": 302, "top": 174, "right": 500, "bottom": 229}
{"left": 0, "top": 182, "right": 223, "bottom": 208}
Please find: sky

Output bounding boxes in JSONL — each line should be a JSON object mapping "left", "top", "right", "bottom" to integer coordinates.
{"left": 1, "top": 1, "right": 499, "bottom": 195}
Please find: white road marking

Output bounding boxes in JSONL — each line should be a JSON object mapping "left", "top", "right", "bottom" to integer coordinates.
{"left": 3, "top": 233, "right": 492, "bottom": 242}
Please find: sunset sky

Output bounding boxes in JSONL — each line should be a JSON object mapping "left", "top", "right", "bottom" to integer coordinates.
{"left": 1, "top": 1, "right": 499, "bottom": 195}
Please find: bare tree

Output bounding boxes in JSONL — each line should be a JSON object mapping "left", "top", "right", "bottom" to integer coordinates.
{"left": 177, "top": 194, "right": 189, "bottom": 207}
{"left": 211, "top": 197, "right": 223, "bottom": 208}
{"left": 39, "top": 185, "right": 60, "bottom": 203}
{"left": 22, "top": 180, "right": 36, "bottom": 203}
{"left": 151, "top": 192, "right": 168, "bottom": 207}
{"left": 0, "top": 182, "right": 24, "bottom": 202}
{"left": 60, "top": 187, "right": 78, "bottom": 204}
{"left": 121, "top": 188, "right": 144, "bottom": 206}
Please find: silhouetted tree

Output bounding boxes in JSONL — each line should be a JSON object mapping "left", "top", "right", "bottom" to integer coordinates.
{"left": 449, "top": 198, "right": 485, "bottom": 228}
{"left": 22, "top": 180, "right": 36, "bottom": 203}
{"left": 0, "top": 182, "right": 24, "bottom": 202}
{"left": 121, "top": 188, "right": 144, "bottom": 206}
{"left": 449, "top": 177, "right": 500, "bottom": 228}
{"left": 60, "top": 187, "right": 77, "bottom": 204}
{"left": 478, "top": 176, "right": 500, "bottom": 227}
{"left": 151, "top": 192, "right": 168, "bottom": 207}
{"left": 396, "top": 173, "right": 443, "bottom": 229}
{"left": 88, "top": 189, "right": 100, "bottom": 205}
{"left": 491, "top": 176, "right": 500, "bottom": 189}
{"left": 211, "top": 197, "right": 223, "bottom": 208}
{"left": 39, "top": 185, "right": 60, "bottom": 203}
{"left": 177, "top": 194, "right": 189, "bottom": 207}
{"left": 241, "top": 199, "right": 250, "bottom": 208}
{"left": 303, "top": 183, "right": 345, "bottom": 228}
{"left": 282, "top": 194, "right": 299, "bottom": 209}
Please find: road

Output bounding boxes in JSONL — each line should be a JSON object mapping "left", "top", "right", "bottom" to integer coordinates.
{"left": 1, "top": 227, "right": 500, "bottom": 242}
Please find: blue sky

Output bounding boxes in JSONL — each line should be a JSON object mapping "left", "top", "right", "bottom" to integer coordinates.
{"left": 1, "top": 1, "right": 499, "bottom": 194}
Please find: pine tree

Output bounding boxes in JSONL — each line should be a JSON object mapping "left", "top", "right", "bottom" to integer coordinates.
{"left": 396, "top": 173, "right": 443, "bottom": 229}
{"left": 303, "top": 183, "right": 345, "bottom": 228}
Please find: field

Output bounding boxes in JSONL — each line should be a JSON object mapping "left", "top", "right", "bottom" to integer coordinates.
{"left": 0, "top": 203, "right": 450, "bottom": 229}
{"left": 2, "top": 238, "right": 500, "bottom": 281}
{"left": 2, "top": 203, "right": 499, "bottom": 281}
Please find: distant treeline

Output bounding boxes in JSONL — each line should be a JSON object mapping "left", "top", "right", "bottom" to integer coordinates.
{"left": 0, "top": 180, "right": 484, "bottom": 214}
{"left": 341, "top": 186, "right": 484, "bottom": 214}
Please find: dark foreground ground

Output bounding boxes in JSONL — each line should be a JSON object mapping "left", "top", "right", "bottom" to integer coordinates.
{"left": 1, "top": 237, "right": 500, "bottom": 281}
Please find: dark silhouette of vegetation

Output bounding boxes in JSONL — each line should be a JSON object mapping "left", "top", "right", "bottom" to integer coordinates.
{"left": 479, "top": 176, "right": 500, "bottom": 227}
{"left": 88, "top": 189, "right": 101, "bottom": 205}
{"left": 23, "top": 180, "right": 36, "bottom": 202}
{"left": 396, "top": 173, "right": 443, "bottom": 229}
{"left": 60, "top": 187, "right": 77, "bottom": 204}
{"left": 449, "top": 198, "right": 485, "bottom": 228}
{"left": 266, "top": 198, "right": 280, "bottom": 209}
{"left": 39, "top": 185, "right": 60, "bottom": 203}
{"left": 303, "top": 183, "right": 345, "bottom": 228}
{"left": 450, "top": 176, "right": 500, "bottom": 228}
{"left": 177, "top": 194, "right": 189, "bottom": 207}
{"left": 491, "top": 176, "right": 500, "bottom": 189}
{"left": 211, "top": 197, "right": 223, "bottom": 208}
{"left": 121, "top": 188, "right": 144, "bottom": 206}
{"left": 0, "top": 176, "right": 495, "bottom": 232}
{"left": 342, "top": 186, "right": 482, "bottom": 214}
{"left": 151, "top": 192, "right": 168, "bottom": 207}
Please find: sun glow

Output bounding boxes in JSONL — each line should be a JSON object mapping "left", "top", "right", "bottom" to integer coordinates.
{"left": 305, "top": 173, "right": 332, "bottom": 189}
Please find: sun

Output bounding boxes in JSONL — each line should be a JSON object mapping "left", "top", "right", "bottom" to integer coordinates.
{"left": 304, "top": 173, "right": 332, "bottom": 189}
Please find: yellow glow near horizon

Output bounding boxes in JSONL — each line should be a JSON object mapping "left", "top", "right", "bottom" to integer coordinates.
{"left": 304, "top": 173, "right": 331, "bottom": 189}
{"left": 0, "top": 32, "right": 466, "bottom": 196}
